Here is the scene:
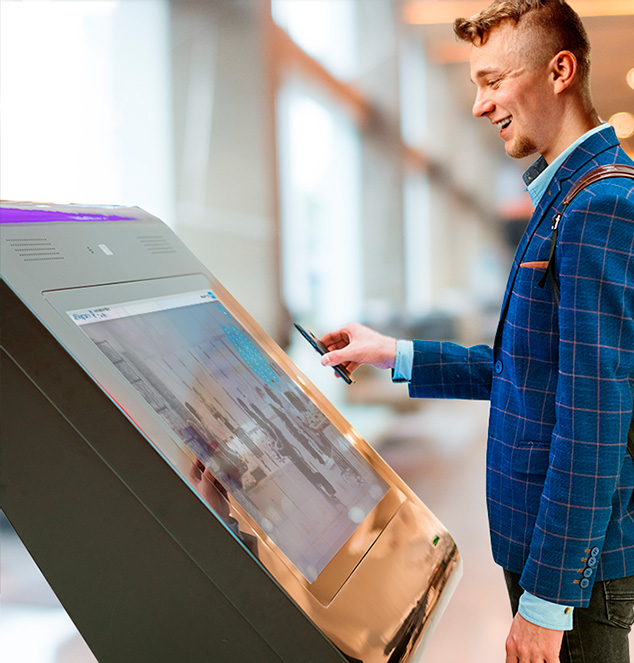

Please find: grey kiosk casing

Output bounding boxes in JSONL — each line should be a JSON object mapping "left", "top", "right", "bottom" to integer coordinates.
{"left": 0, "top": 202, "right": 461, "bottom": 663}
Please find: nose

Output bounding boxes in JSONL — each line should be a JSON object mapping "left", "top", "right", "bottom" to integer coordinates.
{"left": 472, "top": 87, "right": 494, "bottom": 118}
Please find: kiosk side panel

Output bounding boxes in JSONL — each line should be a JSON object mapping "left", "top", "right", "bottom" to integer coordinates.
{"left": 0, "top": 280, "right": 347, "bottom": 663}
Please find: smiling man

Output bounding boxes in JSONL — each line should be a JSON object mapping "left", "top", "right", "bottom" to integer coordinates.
{"left": 320, "top": 1, "right": 634, "bottom": 662}
{"left": 464, "top": 0, "right": 599, "bottom": 163}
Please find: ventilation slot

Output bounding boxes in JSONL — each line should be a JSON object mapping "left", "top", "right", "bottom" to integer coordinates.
{"left": 138, "top": 235, "right": 177, "bottom": 255}
{"left": 6, "top": 238, "right": 64, "bottom": 262}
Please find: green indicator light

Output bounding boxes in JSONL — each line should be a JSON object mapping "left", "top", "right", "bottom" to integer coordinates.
{"left": 433, "top": 535, "right": 440, "bottom": 547}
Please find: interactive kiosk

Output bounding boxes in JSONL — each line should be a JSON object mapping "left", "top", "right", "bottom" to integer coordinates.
{"left": 0, "top": 202, "right": 461, "bottom": 662}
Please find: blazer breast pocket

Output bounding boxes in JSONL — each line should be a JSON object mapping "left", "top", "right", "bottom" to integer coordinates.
{"left": 517, "top": 261, "right": 551, "bottom": 295}
{"left": 519, "top": 261, "right": 549, "bottom": 271}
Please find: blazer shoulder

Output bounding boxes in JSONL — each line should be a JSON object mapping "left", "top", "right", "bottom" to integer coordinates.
{"left": 556, "top": 127, "right": 627, "bottom": 184}
{"left": 557, "top": 172, "right": 634, "bottom": 251}
{"left": 568, "top": 165, "right": 634, "bottom": 210}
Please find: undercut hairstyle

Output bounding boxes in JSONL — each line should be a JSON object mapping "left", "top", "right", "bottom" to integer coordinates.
{"left": 454, "top": 0, "right": 592, "bottom": 90}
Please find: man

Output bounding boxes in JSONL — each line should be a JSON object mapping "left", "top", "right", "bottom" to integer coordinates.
{"left": 320, "top": 1, "right": 634, "bottom": 661}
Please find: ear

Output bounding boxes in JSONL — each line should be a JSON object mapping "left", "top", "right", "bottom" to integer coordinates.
{"left": 550, "top": 50, "right": 577, "bottom": 94}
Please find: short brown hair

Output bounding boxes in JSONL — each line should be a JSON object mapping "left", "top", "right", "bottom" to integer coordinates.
{"left": 454, "top": 0, "right": 592, "bottom": 87}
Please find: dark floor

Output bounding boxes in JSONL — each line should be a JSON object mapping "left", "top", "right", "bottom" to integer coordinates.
{"left": 1, "top": 397, "right": 631, "bottom": 662}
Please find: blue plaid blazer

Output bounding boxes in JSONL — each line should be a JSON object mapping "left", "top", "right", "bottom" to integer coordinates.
{"left": 409, "top": 126, "right": 634, "bottom": 607}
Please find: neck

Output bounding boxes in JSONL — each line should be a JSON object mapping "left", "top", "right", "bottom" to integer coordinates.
{"left": 542, "top": 97, "right": 601, "bottom": 164}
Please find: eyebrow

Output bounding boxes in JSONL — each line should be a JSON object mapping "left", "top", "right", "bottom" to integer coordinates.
{"left": 471, "top": 67, "right": 501, "bottom": 84}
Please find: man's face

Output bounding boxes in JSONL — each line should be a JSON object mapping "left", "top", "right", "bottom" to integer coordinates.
{"left": 470, "top": 22, "right": 557, "bottom": 161}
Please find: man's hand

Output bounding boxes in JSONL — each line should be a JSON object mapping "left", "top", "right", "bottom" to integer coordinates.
{"left": 320, "top": 322, "right": 397, "bottom": 374}
{"left": 188, "top": 459, "right": 231, "bottom": 521}
{"left": 506, "top": 613, "right": 564, "bottom": 663}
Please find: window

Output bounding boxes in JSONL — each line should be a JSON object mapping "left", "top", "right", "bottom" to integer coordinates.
{"left": 0, "top": 1, "right": 173, "bottom": 226}
{"left": 272, "top": 0, "right": 357, "bottom": 80}
{"left": 277, "top": 79, "right": 362, "bottom": 330}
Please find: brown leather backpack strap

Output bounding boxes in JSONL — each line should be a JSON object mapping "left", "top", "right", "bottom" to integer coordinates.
{"left": 538, "top": 165, "right": 634, "bottom": 304}
{"left": 563, "top": 164, "right": 634, "bottom": 206}
{"left": 539, "top": 164, "right": 634, "bottom": 461}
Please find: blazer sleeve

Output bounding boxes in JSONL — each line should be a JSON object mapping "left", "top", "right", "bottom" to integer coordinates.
{"left": 520, "top": 180, "right": 634, "bottom": 606}
{"left": 409, "top": 340, "right": 493, "bottom": 400}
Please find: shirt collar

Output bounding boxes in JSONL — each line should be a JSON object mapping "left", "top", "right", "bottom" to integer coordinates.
{"left": 523, "top": 123, "right": 610, "bottom": 207}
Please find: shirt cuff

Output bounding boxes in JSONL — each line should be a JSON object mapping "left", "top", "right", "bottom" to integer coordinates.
{"left": 518, "top": 591, "right": 574, "bottom": 631}
{"left": 392, "top": 340, "right": 414, "bottom": 382}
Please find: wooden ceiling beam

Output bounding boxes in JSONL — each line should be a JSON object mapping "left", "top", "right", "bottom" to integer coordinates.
{"left": 403, "top": 0, "right": 634, "bottom": 25}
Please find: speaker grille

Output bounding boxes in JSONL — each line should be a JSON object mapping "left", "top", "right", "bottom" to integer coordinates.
{"left": 137, "top": 235, "right": 177, "bottom": 255}
{"left": 6, "top": 238, "right": 64, "bottom": 262}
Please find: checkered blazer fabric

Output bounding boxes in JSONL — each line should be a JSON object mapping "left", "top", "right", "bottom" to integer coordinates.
{"left": 409, "top": 126, "right": 634, "bottom": 607}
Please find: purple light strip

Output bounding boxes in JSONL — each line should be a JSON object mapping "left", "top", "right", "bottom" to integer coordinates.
{"left": 0, "top": 206, "right": 138, "bottom": 224}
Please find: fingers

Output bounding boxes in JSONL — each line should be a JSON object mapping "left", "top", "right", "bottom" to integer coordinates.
{"left": 320, "top": 325, "right": 357, "bottom": 370}
{"left": 189, "top": 458, "right": 205, "bottom": 482}
{"left": 321, "top": 323, "right": 396, "bottom": 371}
{"left": 326, "top": 339, "right": 351, "bottom": 352}
{"left": 323, "top": 354, "right": 360, "bottom": 376}
{"left": 318, "top": 322, "right": 398, "bottom": 372}
{"left": 320, "top": 349, "right": 360, "bottom": 374}
{"left": 320, "top": 329, "right": 352, "bottom": 352}
{"left": 320, "top": 322, "right": 367, "bottom": 347}
{"left": 320, "top": 349, "right": 347, "bottom": 368}
{"left": 320, "top": 332, "right": 341, "bottom": 349}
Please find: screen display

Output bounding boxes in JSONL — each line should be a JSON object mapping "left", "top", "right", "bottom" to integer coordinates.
{"left": 67, "top": 290, "right": 388, "bottom": 582}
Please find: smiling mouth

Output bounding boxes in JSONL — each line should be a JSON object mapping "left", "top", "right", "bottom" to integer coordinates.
{"left": 495, "top": 117, "right": 512, "bottom": 133}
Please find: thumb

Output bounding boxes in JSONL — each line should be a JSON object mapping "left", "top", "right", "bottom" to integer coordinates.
{"left": 321, "top": 351, "right": 340, "bottom": 367}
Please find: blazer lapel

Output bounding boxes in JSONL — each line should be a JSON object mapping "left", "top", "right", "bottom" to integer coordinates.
{"left": 493, "top": 128, "right": 621, "bottom": 347}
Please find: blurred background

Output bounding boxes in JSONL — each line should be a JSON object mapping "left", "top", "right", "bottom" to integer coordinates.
{"left": 1, "top": 1, "right": 633, "bottom": 661}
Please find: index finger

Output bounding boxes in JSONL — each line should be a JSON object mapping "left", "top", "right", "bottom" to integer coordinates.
{"left": 320, "top": 330, "right": 350, "bottom": 351}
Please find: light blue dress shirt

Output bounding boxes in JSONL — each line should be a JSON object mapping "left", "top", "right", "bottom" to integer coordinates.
{"left": 524, "top": 123, "right": 608, "bottom": 205}
{"left": 390, "top": 124, "right": 613, "bottom": 630}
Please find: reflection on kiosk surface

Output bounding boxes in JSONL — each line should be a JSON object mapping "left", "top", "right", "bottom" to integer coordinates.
{"left": 0, "top": 201, "right": 461, "bottom": 663}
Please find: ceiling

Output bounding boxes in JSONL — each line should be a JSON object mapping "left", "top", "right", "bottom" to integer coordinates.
{"left": 400, "top": 0, "right": 634, "bottom": 156}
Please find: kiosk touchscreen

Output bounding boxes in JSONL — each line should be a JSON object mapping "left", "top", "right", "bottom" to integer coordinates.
{"left": 0, "top": 202, "right": 461, "bottom": 663}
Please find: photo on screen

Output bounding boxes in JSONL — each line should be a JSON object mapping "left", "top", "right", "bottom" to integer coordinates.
{"left": 67, "top": 290, "right": 389, "bottom": 582}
